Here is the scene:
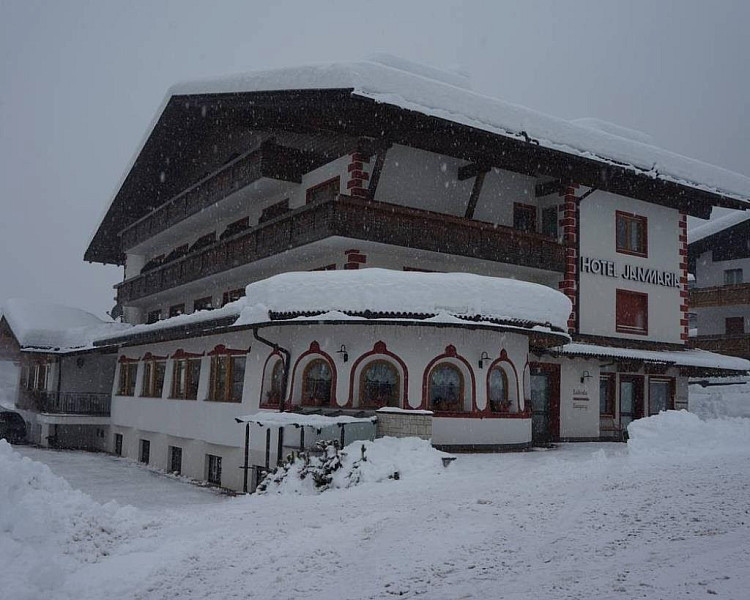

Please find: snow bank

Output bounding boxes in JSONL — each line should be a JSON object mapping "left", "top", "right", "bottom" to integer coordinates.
{"left": 689, "top": 381, "right": 750, "bottom": 419}
{"left": 236, "top": 268, "right": 572, "bottom": 331}
{"left": 258, "top": 436, "right": 452, "bottom": 495}
{"left": 0, "top": 441, "right": 146, "bottom": 600}
{"left": 627, "top": 410, "right": 750, "bottom": 458}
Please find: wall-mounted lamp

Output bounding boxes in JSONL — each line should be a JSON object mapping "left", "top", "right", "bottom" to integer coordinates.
{"left": 580, "top": 370, "right": 593, "bottom": 384}
{"left": 478, "top": 351, "right": 490, "bottom": 369}
{"left": 337, "top": 344, "right": 349, "bottom": 363}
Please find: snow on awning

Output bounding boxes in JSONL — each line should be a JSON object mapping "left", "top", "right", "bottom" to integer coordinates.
{"left": 235, "top": 269, "right": 572, "bottom": 333}
{"left": 235, "top": 411, "right": 376, "bottom": 430}
{"left": 550, "top": 342, "right": 750, "bottom": 372}
{"left": 171, "top": 57, "right": 750, "bottom": 203}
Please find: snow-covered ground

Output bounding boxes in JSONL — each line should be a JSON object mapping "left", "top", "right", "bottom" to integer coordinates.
{"left": 4, "top": 410, "right": 750, "bottom": 600}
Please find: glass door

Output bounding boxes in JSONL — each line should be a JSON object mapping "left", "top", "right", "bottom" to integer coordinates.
{"left": 529, "top": 363, "right": 560, "bottom": 446}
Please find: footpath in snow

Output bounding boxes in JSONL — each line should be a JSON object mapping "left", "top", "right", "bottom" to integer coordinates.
{"left": 3, "top": 410, "right": 750, "bottom": 600}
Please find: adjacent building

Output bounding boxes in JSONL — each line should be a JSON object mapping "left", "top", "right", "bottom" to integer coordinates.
{"left": 69, "top": 57, "right": 750, "bottom": 490}
{"left": 689, "top": 211, "right": 750, "bottom": 359}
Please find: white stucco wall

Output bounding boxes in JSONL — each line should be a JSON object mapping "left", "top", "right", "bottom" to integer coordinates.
{"left": 578, "top": 191, "right": 682, "bottom": 343}
{"left": 694, "top": 251, "right": 750, "bottom": 288}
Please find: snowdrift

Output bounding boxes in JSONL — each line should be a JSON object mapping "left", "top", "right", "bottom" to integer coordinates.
{"left": 0, "top": 441, "right": 145, "bottom": 600}
{"left": 689, "top": 381, "right": 750, "bottom": 419}
{"left": 627, "top": 410, "right": 750, "bottom": 457}
{"left": 258, "top": 436, "right": 452, "bottom": 495}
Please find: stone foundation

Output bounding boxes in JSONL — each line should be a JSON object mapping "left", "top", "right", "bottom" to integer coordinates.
{"left": 376, "top": 410, "right": 433, "bottom": 440}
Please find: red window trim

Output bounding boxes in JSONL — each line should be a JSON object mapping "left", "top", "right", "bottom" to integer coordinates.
{"left": 305, "top": 176, "right": 340, "bottom": 204}
{"left": 346, "top": 341, "right": 409, "bottom": 409}
{"left": 207, "top": 344, "right": 249, "bottom": 356}
{"left": 288, "top": 341, "right": 338, "bottom": 408}
{"left": 615, "top": 289, "right": 649, "bottom": 336}
{"left": 259, "top": 350, "right": 285, "bottom": 409}
{"left": 421, "top": 344, "right": 477, "bottom": 413}
{"left": 118, "top": 355, "right": 141, "bottom": 363}
{"left": 171, "top": 348, "right": 205, "bottom": 360}
{"left": 615, "top": 210, "right": 648, "bottom": 258}
{"left": 142, "top": 352, "right": 168, "bottom": 361}
{"left": 484, "top": 349, "right": 528, "bottom": 416}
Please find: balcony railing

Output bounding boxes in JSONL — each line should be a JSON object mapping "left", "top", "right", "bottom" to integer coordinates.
{"left": 37, "top": 391, "right": 111, "bottom": 416}
{"left": 689, "top": 283, "right": 750, "bottom": 308}
{"left": 116, "top": 195, "right": 566, "bottom": 304}
{"left": 120, "top": 142, "right": 324, "bottom": 250}
{"left": 690, "top": 334, "right": 750, "bottom": 359}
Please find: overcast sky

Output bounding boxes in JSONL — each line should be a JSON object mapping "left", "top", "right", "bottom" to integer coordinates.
{"left": 1, "top": 0, "right": 748, "bottom": 319}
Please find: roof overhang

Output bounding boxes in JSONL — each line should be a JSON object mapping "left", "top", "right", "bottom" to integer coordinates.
{"left": 86, "top": 88, "right": 749, "bottom": 265}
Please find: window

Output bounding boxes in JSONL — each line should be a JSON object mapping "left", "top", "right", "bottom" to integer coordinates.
{"left": 169, "top": 304, "right": 185, "bottom": 318}
{"left": 141, "top": 357, "right": 166, "bottom": 398}
{"left": 616, "top": 211, "right": 647, "bottom": 257}
{"left": 171, "top": 357, "right": 201, "bottom": 400}
{"left": 488, "top": 365, "right": 512, "bottom": 413}
{"left": 726, "top": 317, "right": 745, "bottom": 335}
{"left": 359, "top": 360, "right": 400, "bottom": 408}
{"left": 306, "top": 177, "right": 340, "bottom": 204}
{"left": 222, "top": 288, "right": 245, "bottom": 307}
{"left": 33, "top": 364, "right": 48, "bottom": 391}
{"left": 259, "top": 198, "right": 290, "bottom": 223}
{"left": 207, "top": 454, "right": 222, "bottom": 486}
{"left": 648, "top": 379, "right": 673, "bottom": 415}
{"left": 263, "top": 358, "right": 285, "bottom": 407}
{"left": 146, "top": 309, "right": 161, "bottom": 324}
{"left": 542, "top": 206, "right": 558, "bottom": 238}
{"left": 513, "top": 203, "right": 537, "bottom": 233}
{"left": 724, "top": 268, "right": 743, "bottom": 285}
{"left": 599, "top": 374, "right": 615, "bottom": 416}
{"left": 169, "top": 446, "right": 182, "bottom": 474}
{"left": 19, "top": 366, "right": 28, "bottom": 389}
{"left": 139, "top": 439, "right": 150, "bottom": 464}
{"left": 114, "top": 433, "right": 123, "bottom": 457}
{"left": 428, "top": 363, "right": 464, "bottom": 412}
{"left": 209, "top": 352, "right": 246, "bottom": 402}
{"left": 301, "top": 359, "right": 333, "bottom": 406}
{"left": 118, "top": 362, "right": 138, "bottom": 396}
{"left": 193, "top": 296, "right": 213, "bottom": 312}
{"left": 616, "top": 289, "right": 648, "bottom": 335}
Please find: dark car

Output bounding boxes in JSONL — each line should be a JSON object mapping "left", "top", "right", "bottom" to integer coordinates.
{"left": 0, "top": 411, "right": 27, "bottom": 444}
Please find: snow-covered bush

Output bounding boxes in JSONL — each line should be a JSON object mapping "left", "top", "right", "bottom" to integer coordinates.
{"left": 257, "top": 436, "right": 452, "bottom": 495}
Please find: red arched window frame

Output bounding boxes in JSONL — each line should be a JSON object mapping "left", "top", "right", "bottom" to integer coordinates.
{"left": 347, "top": 341, "right": 408, "bottom": 408}
{"left": 288, "top": 341, "right": 338, "bottom": 408}
{"left": 484, "top": 349, "right": 526, "bottom": 417}
{"left": 421, "top": 345, "right": 477, "bottom": 413}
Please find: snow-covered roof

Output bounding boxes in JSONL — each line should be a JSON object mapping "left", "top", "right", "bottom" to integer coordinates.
{"left": 235, "top": 411, "right": 376, "bottom": 430}
{"left": 0, "top": 298, "right": 129, "bottom": 352}
{"left": 170, "top": 56, "right": 750, "bottom": 203}
{"left": 235, "top": 269, "right": 571, "bottom": 331}
{"left": 94, "top": 269, "right": 572, "bottom": 346}
{"left": 551, "top": 342, "right": 750, "bottom": 372}
{"left": 689, "top": 210, "right": 750, "bottom": 244}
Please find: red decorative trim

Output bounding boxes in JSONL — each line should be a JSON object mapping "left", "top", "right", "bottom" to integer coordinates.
{"left": 259, "top": 350, "right": 284, "bottom": 409}
{"left": 559, "top": 185, "right": 579, "bottom": 333}
{"left": 288, "top": 341, "right": 338, "bottom": 408}
{"left": 421, "top": 345, "right": 477, "bottom": 412}
{"left": 678, "top": 211, "right": 689, "bottom": 343}
{"left": 346, "top": 152, "right": 370, "bottom": 198}
{"left": 118, "top": 354, "right": 140, "bottom": 363}
{"left": 207, "top": 344, "right": 249, "bottom": 356}
{"left": 484, "top": 349, "right": 521, "bottom": 415}
{"left": 171, "top": 348, "right": 204, "bottom": 359}
{"left": 344, "top": 248, "right": 367, "bottom": 270}
{"left": 347, "top": 341, "right": 409, "bottom": 408}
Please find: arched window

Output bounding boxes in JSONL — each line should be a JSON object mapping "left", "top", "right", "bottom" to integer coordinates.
{"left": 488, "top": 366, "right": 514, "bottom": 413}
{"left": 265, "top": 359, "right": 285, "bottom": 406}
{"left": 360, "top": 360, "right": 400, "bottom": 408}
{"left": 301, "top": 359, "right": 333, "bottom": 406}
{"left": 428, "top": 363, "right": 464, "bottom": 412}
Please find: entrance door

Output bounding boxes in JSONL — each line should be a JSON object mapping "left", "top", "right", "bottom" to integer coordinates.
{"left": 619, "top": 375, "right": 644, "bottom": 437}
{"left": 529, "top": 363, "right": 560, "bottom": 446}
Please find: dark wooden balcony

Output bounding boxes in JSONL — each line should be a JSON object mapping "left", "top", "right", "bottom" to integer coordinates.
{"left": 689, "top": 283, "right": 750, "bottom": 308}
{"left": 116, "top": 195, "right": 565, "bottom": 304}
{"left": 120, "top": 141, "right": 325, "bottom": 250}
{"left": 690, "top": 334, "right": 750, "bottom": 359}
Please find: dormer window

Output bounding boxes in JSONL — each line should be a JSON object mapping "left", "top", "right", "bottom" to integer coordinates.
{"left": 616, "top": 211, "right": 647, "bottom": 257}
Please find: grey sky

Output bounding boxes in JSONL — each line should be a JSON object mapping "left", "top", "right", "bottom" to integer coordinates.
{"left": 1, "top": 0, "right": 748, "bottom": 318}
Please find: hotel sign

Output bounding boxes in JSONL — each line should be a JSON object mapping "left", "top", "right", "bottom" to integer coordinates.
{"left": 580, "top": 256, "right": 680, "bottom": 288}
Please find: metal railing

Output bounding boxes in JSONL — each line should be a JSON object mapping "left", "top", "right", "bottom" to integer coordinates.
{"left": 37, "top": 391, "right": 111, "bottom": 416}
